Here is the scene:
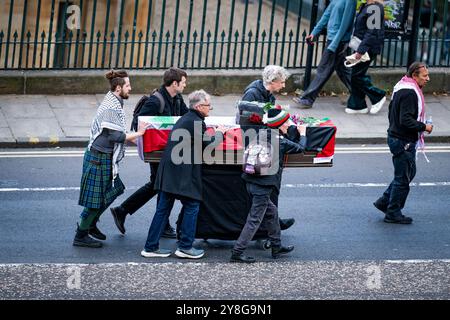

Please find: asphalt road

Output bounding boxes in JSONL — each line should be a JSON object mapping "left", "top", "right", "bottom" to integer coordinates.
{"left": 1, "top": 145, "right": 449, "bottom": 299}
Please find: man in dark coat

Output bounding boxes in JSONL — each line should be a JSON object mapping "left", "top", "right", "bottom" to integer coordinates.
{"left": 110, "top": 67, "right": 188, "bottom": 238}
{"left": 241, "top": 65, "right": 288, "bottom": 104}
{"left": 230, "top": 108, "right": 308, "bottom": 263}
{"left": 141, "top": 90, "right": 226, "bottom": 259}
{"left": 373, "top": 62, "right": 433, "bottom": 224}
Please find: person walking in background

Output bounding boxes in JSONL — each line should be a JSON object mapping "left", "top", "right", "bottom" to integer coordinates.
{"left": 345, "top": 0, "right": 387, "bottom": 114}
{"left": 373, "top": 62, "right": 433, "bottom": 224}
{"left": 110, "top": 67, "right": 189, "bottom": 238}
{"left": 293, "top": 0, "right": 356, "bottom": 109}
{"left": 74, "top": 70, "right": 146, "bottom": 248}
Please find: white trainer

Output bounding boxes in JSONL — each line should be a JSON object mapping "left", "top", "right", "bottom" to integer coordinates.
{"left": 140, "top": 248, "right": 172, "bottom": 258}
{"left": 345, "top": 108, "right": 368, "bottom": 114}
{"left": 370, "top": 97, "right": 386, "bottom": 114}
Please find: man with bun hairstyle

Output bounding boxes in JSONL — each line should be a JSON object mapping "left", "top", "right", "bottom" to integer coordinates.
{"left": 73, "top": 70, "right": 146, "bottom": 248}
{"left": 230, "top": 109, "right": 308, "bottom": 263}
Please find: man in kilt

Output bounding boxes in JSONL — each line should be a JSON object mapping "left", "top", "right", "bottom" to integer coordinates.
{"left": 74, "top": 70, "right": 146, "bottom": 248}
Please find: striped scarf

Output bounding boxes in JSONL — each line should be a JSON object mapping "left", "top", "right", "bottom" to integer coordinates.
{"left": 392, "top": 76, "right": 429, "bottom": 162}
{"left": 88, "top": 91, "right": 127, "bottom": 181}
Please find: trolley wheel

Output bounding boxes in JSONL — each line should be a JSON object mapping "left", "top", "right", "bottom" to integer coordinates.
{"left": 263, "top": 239, "right": 272, "bottom": 250}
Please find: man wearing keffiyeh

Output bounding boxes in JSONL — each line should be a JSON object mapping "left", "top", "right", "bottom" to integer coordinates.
{"left": 373, "top": 62, "right": 433, "bottom": 225}
{"left": 74, "top": 70, "right": 146, "bottom": 248}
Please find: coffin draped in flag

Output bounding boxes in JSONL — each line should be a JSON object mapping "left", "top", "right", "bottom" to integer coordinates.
{"left": 139, "top": 116, "right": 336, "bottom": 167}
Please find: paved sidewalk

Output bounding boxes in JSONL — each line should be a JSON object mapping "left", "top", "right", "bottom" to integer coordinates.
{"left": 0, "top": 93, "right": 449, "bottom": 147}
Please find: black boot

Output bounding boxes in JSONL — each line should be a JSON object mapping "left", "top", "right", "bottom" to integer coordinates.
{"left": 89, "top": 217, "right": 106, "bottom": 240}
{"left": 272, "top": 245, "right": 294, "bottom": 259}
{"left": 230, "top": 251, "right": 256, "bottom": 263}
{"left": 373, "top": 199, "right": 388, "bottom": 214}
{"left": 73, "top": 225, "right": 102, "bottom": 248}
{"left": 161, "top": 223, "right": 177, "bottom": 239}
{"left": 110, "top": 206, "right": 127, "bottom": 234}
{"left": 279, "top": 218, "right": 295, "bottom": 230}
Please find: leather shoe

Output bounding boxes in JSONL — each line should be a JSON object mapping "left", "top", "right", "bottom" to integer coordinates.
{"left": 279, "top": 218, "right": 295, "bottom": 231}
{"left": 384, "top": 215, "right": 413, "bottom": 224}
{"left": 89, "top": 224, "right": 106, "bottom": 240}
{"left": 161, "top": 224, "right": 177, "bottom": 239}
{"left": 110, "top": 206, "right": 127, "bottom": 234}
{"left": 373, "top": 200, "right": 387, "bottom": 214}
{"left": 230, "top": 252, "right": 256, "bottom": 263}
{"left": 272, "top": 245, "right": 294, "bottom": 259}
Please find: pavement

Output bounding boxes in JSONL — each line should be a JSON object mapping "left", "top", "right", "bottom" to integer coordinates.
{"left": 0, "top": 92, "right": 450, "bottom": 148}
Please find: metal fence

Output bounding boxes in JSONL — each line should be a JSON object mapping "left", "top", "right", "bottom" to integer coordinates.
{"left": 0, "top": 0, "right": 449, "bottom": 70}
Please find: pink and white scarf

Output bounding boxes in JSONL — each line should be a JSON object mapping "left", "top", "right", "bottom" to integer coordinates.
{"left": 392, "top": 76, "right": 429, "bottom": 162}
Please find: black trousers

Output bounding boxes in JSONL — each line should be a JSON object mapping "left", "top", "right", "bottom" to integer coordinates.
{"left": 120, "top": 163, "right": 159, "bottom": 214}
{"left": 347, "top": 54, "right": 385, "bottom": 110}
{"left": 301, "top": 41, "right": 351, "bottom": 104}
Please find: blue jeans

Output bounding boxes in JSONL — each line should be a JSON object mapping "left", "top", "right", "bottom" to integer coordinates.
{"left": 376, "top": 136, "right": 417, "bottom": 218}
{"left": 144, "top": 191, "right": 200, "bottom": 251}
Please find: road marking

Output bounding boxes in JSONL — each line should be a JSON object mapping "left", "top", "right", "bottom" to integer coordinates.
{"left": 386, "top": 259, "right": 450, "bottom": 264}
{"left": 1, "top": 259, "right": 449, "bottom": 267}
{"left": 0, "top": 146, "right": 450, "bottom": 157}
{"left": 282, "top": 182, "right": 450, "bottom": 188}
{"left": 2, "top": 182, "right": 450, "bottom": 192}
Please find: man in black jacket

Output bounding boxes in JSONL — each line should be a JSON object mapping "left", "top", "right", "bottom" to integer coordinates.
{"left": 141, "top": 90, "right": 226, "bottom": 259}
{"left": 373, "top": 62, "right": 433, "bottom": 224}
{"left": 231, "top": 108, "right": 308, "bottom": 263}
{"left": 111, "top": 67, "right": 188, "bottom": 238}
{"left": 241, "top": 65, "right": 289, "bottom": 104}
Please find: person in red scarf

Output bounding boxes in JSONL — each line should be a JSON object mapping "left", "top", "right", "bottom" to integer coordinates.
{"left": 373, "top": 62, "right": 433, "bottom": 224}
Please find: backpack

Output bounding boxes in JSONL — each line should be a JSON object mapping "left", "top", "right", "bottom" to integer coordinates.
{"left": 242, "top": 137, "right": 273, "bottom": 176}
{"left": 130, "top": 90, "right": 165, "bottom": 131}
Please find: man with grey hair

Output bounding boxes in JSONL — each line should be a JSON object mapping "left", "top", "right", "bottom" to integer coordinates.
{"left": 242, "top": 65, "right": 289, "bottom": 104}
{"left": 241, "top": 65, "right": 296, "bottom": 232}
{"left": 141, "top": 90, "right": 226, "bottom": 259}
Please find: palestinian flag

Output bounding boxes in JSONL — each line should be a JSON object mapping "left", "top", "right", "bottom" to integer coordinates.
{"left": 140, "top": 116, "right": 180, "bottom": 153}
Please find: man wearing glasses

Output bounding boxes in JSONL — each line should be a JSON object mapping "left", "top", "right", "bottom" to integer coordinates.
{"left": 141, "top": 90, "right": 226, "bottom": 259}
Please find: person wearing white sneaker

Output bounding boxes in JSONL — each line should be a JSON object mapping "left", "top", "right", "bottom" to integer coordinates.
{"left": 346, "top": 0, "right": 386, "bottom": 114}
{"left": 141, "top": 248, "right": 172, "bottom": 258}
{"left": 141, "top": 90, "right": 226, "bottom": 260}
{"left": 369, "top": 96, "right": 386, "bottom": 114}
{"left": 345, "top": 107, "right": 368, "bottom": 114}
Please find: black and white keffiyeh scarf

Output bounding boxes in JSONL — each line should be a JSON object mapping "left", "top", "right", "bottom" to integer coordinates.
{"left": 88, "top": 91, "right": 127, "bottom": 181}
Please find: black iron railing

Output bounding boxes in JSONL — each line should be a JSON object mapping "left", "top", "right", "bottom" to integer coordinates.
{"left": 0, "top": 0, "right": 449, "bottom": 70}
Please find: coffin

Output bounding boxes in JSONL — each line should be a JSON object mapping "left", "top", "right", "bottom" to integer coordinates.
{"left": 139, "top": 116, "right": 336, "bottom": 167}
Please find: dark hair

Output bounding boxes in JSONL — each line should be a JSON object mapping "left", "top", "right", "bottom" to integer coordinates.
{"left": 105, "top": 69, "right": 129, "bottom": 91}
{"left": 407, "top": 62, "right": 427, "bottom": 78}
{"left": 163, "top": 67, "right": 187, "bottom": 87}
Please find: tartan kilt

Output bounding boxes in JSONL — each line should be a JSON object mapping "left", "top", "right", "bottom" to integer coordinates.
{"left": 78, "top": 149, "right": 125, "bottom": 209}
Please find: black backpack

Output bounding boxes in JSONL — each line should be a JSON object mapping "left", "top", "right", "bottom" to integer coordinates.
{"left": 130, "top": 90, "right": 165, "bottom": 131}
